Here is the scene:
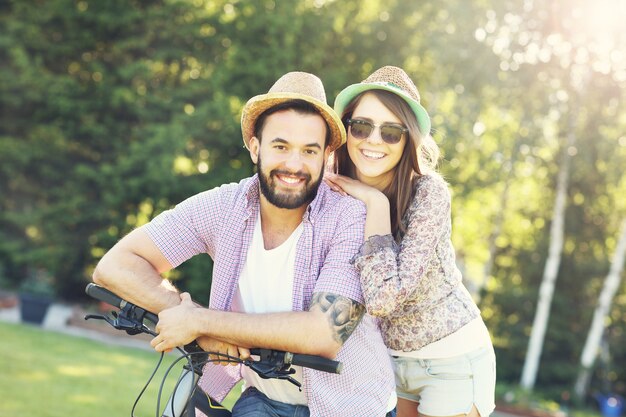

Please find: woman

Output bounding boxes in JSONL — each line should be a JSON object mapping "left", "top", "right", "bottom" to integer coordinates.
{"left": 325, "top": 66, "right": 496, "bottom": 417}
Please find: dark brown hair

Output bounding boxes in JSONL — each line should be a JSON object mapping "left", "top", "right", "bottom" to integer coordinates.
{"left": 254, "top": 99, "right": 331, "bottom": 148}
{"left": 333, "top": 90, "right": 440, "bottom": 240}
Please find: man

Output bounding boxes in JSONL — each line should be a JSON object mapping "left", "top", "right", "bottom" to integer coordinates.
{"left": 92, "top": 72, "right": 395, "bottom": 417}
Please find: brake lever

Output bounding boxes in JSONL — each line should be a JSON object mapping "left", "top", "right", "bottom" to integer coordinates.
{"left": 84, "top": 306, "right": 149, "bottom": 336}
{"left": 84, "top": 313, "right": 117, "bottom": 326}
{"left": 245, "top": 360, "right": 302, "bottom": 390}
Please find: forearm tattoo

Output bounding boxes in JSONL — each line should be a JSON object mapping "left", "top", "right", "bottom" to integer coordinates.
{"left": 310, "top": 292, "right": 365, "bottom": 345}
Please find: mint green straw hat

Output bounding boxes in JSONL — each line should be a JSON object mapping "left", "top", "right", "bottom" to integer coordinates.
{"left": 334, "top": 66, "right": 431, "bottom": 136}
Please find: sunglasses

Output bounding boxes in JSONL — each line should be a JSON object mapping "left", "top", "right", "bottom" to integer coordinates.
{"left": 346, "top": 119, "right": 408, "bottom": 145}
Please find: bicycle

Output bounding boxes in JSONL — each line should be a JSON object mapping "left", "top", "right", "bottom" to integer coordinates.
{"left": 84, "top": 283, "right": 343, "bottom": 417}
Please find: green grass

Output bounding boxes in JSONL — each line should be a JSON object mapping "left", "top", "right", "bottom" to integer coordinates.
{"left": 0, "top": 321, "right": 240, "bottom": 417}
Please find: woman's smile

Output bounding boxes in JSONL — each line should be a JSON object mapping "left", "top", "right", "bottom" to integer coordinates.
{"left": 359, "top": 148, "right": 387, "bottom": 160}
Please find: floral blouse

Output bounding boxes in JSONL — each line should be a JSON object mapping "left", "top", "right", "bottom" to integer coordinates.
{"left": 353, "top": 174, "right": 480, "bottom": 352}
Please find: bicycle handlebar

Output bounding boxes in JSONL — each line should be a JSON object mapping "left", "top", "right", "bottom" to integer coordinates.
{"left": 85, "top": 283, "right": 342, "bottom": 374}
{"left": 288, "top": 352, "right": 342, "bottom": 374}
{"left": 86, "top": 283, "right": 159, "bottom": 324}
{"left": 248, "top": 349, "right": 342, "bottom": 374}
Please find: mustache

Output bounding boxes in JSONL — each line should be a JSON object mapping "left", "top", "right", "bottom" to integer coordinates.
{"left": 270, "top": 169, "right": 311, "bottom": 182}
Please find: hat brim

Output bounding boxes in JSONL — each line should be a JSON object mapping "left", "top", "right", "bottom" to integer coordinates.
{"left": 334, "top": 83, "right": 431, "bottom": 136}
{"left": 241, "top": 92, "right": 346, "bottom": 152}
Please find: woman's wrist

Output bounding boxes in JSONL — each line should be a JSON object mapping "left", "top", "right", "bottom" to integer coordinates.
{"left": 364, "top": 191, "right": 392, "bottom": 238}
{"left": 364, "top": 189, "right": 390, "bottom": 211}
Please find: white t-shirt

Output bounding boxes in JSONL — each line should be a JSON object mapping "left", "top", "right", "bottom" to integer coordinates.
{"left": 231, "top": 214, "right": 306, "bottom": 405}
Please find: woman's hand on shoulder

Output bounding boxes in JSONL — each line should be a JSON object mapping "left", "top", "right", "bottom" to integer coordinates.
{"left": 324, "top": 173, "right": 386, "bottom": 207}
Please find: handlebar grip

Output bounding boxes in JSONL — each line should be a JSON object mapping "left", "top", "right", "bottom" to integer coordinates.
{"left": 290, "top": 353, "right": 342, "bottom": 374}
{"left": 85, "top": 283, "right": 159, "bottom": 324}
{"left": 85, "top": 283, "right": 124, "bottom": 308}
{"left": 249, "top": 348, "right": 342, "bottom": 374}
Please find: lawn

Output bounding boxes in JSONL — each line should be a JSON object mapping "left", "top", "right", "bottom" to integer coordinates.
{"left": 0, "top": 321, "right": 240, "bottom": 417}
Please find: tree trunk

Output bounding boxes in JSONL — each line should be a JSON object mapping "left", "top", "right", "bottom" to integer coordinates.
{"left": 520, "top": 116, "right": 575, "bottom": 390}
{"left": 574, "top": 219, "right": 626, "bottom": 399}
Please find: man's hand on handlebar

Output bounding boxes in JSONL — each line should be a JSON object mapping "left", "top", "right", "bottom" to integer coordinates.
{"left": 151, "top": 292, "right": 200, "bottom": 352}
{"left": 196, "top": 336, "right": 250, "bottom": 366}
{"left": 150, "top": 292, "right": 251, "bottom": 363}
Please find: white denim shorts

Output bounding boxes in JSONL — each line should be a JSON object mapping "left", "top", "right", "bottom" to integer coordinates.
{"left": 392, "top": 346, "right": 496, "bottom": 417}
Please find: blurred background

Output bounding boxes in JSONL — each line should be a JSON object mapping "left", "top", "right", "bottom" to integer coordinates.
{"left": 1, "top": 0, "right": 625, "bottom": 415}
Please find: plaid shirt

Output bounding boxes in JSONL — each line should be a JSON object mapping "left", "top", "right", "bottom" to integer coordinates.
{"left": 143, "top": 175, "right": 395, "bottom": 417}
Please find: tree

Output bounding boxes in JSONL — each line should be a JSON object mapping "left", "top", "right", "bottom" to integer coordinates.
{"left": 473, "top": 0, "right": 626, "bottom": 395}
{"left": 574, "top": 219, "right": 626, "bottom": 398}
{"left": 0, "top": 0, "right": 248, "bottom": 298}
{"left": 521, "top": 119, "right": 573, "bottom": 389}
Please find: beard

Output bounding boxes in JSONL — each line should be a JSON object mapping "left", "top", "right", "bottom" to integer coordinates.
{"left": 257, "top": 155, "right": 324, "bottom": 209}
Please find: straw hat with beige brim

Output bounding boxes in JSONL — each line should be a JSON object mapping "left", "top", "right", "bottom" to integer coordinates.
{"left": 241, "top": 72, "right": 346, "bottom": 152}
{"left": 334, "top": 66, "right": 431, "bottom": 136}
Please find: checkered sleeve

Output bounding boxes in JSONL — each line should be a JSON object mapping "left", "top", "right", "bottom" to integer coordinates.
{"left": 142, "top": 184, "right": 236, "bottom": 267}
{"left": 313, "top": 197, "right": 366, "bottom": 304}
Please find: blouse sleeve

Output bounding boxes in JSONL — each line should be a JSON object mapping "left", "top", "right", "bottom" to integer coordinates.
{"left": 352, "top": 175, "right": 452, "bottom": 317}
